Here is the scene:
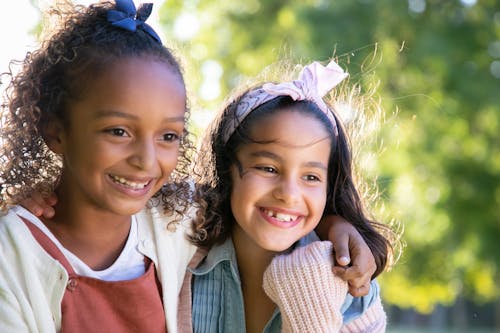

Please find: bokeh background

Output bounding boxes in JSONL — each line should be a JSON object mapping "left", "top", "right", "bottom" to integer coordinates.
{"left": 1, "top": 0, "right": 499, "bottom": 332}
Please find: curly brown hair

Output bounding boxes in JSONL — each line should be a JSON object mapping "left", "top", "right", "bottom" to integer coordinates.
{"left": 0, "top": 1, "right": 195, "bottom": 224}
{"left": 190, "top": 71, "right": 399, "bottom": 278}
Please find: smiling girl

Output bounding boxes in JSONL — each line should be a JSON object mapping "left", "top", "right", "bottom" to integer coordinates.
{"left": 0, "top": 1, "right": 195, "bottom": 331}
{"left": 181, "top": 61, "right": 395, "bottom": 332}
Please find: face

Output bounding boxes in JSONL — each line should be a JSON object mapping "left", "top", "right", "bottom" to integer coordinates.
{"left": 230, "top": 109, "right": 332, "bottom": 253}
{"left": 50, "top": 57, "right": 186, "bottom": 217}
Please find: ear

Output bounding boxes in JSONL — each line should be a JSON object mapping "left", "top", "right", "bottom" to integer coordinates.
{"left": 42, "top": 119, "right": 65, "bottom": 154}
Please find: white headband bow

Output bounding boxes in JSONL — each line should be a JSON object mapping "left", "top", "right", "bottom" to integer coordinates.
{"left": 223, "top": 60, "right": 348, "bottom": 143}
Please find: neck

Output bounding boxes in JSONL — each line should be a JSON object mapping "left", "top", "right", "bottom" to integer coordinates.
{"left": 41, "top": 181, "right": 132, "bottom": 270}
{"left": 233, "top": 237, "right": 275, "bottom": 283}
{"left": 231, "top": 226, "right": 278, "bottom": 333}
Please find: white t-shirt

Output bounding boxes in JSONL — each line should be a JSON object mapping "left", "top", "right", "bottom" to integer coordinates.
{"left": 13, "top": 206, "right": 145, "bottom": 281}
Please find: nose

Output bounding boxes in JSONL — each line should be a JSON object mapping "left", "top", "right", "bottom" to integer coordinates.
{"left": 272, "top": 176, "right": 301, "bottom": 204}
{"left": 128, "top": 138, "right": 156, "bottom": 170}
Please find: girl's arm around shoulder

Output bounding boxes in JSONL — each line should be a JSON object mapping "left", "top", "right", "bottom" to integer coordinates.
{"left": 316, "top": 215, "right": 377, "bottom": 297}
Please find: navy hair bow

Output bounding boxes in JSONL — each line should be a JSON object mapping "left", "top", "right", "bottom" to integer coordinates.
{"left": 107, "top": 0, "right": 162, "bottom": 44}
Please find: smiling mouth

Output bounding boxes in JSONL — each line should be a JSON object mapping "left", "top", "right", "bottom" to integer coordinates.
{"left": 262, "top": 208, "right": 299, "bottom": 222}
{"left": 109, "top": 175, "right": 151, "bottom": 190}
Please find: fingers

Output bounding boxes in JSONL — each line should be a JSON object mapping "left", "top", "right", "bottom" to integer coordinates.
{"left": 332, "top": 263, "right": 368, "bottom": 283}
{"left": 20, "top": 198, "right": 44, "bottom": 217}
{"left": 19, "top": 192, "right": 57, "bottom": 218}
{"left": 345, "top": 228, "right": 376, "bottom": 275}
{"left": 36, "top": 192, "right": 57, "bottom": 219}
{"left": 327, "top": 219, "right": 376, "bottom": 297}
{"left": 338, "top": 258, "right": 373, "bottom": 297}
{"left": 41, "top": 205, "right": 56, "bottom": 219}
{"left": 333, "top": 265, "right": 372, "bottom": 296}
{"left": 348, "top": 281, "right": 371, "bottom": 297}
{"left": 330, "top": 231, "right": 351, "bottom": 267}
{"left": 44, "top": 192, "right": 58, "bottom": 206}
{"left": 320, "top": 215, "right": 355, "bottom": 266}
{"left": 320, "top": 214, "right": 378, "bottom": 297}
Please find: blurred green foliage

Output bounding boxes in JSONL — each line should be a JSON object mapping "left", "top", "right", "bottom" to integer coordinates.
{"left": 159, "top": 0, "right": 500, "bottom": 313}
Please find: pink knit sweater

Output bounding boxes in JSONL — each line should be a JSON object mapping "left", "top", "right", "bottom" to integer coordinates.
{"left": 263, "top": 241, "right": 387, "bottom": 333}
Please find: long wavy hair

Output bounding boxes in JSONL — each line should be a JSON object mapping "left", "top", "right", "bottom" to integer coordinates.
{"left": 190, "top": 64, "right": 399, "bottom": 277}
{"left": 0, "top": 1, "right": 195, "bottom": 225}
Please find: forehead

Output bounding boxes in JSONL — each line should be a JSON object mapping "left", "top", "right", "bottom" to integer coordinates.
{"left": 246, "top": 108, "right": 331, "bottom": 148}
{"left": 80, "top": 57, "right": 185, "bottom": 97}
{"left": 65, "top": 57, "right": 186, "bottom": 125}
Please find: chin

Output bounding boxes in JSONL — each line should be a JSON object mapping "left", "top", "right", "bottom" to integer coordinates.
{"left": 112, "top": 203, "right": 147, "bottom": 216}
{"left": 260, "top": 240, "right": 295, "bottom": 253}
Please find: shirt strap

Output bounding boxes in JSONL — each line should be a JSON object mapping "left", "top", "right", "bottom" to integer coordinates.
{"left": 19, "top": 216, "right": 75, "bottom": 274}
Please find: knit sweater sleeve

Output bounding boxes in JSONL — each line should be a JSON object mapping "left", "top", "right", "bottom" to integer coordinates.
{"left": 262, "top": 241, "right": 347, "bottom": 333}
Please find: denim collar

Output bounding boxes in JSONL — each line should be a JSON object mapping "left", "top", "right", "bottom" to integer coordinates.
{"left": 188, "top": 237, "right": 241, "bottom": 282}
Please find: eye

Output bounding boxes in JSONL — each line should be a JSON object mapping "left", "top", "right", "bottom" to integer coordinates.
{"left": 303, "top": 174, "right": 321, "bottom": 182}
{"left": 255, "top": 166, "right": 277, "bottom": 174}
{"left": 162, "top": 133, "right": 180, "bottom": 142}
{"left": 106, "top": 128, "right": 129, "bottom": 137}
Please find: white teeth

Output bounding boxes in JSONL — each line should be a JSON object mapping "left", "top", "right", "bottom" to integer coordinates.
{"left": 276, "top": 213, "right": 295, "bottom": 222}
{"left": 110, "top": 175, "right": 148, "bottom": 189}
{"left": 265, "top": 209, "right": 297, "bottom": 222}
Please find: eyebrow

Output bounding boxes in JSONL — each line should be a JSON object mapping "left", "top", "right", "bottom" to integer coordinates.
{"left": 94, "top": 109, "right": 185, "bottom": 122}
{"left": 250, "top": 151, "right": 328, "bottom": 171}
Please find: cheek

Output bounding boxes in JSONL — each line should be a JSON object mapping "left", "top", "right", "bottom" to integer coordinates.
{"left": 66, "top": 142, "right": 110, "bottom": 168}
{"left": 158, "top": 147, "right": 181, "bottom": 175}
{"left": 229, "top": 174, "right": 255, "bottom": 220}
{"left": 309, "top": 186, "right": 328, "bottom": 215}
{"left": 90, "top": 144, "right": 130, "bottom": 169}
{"left": 229, "top": 178, "right": 243, "bottom": 213}
{"left": 231, "top": 173, "right": 267, "bottom": 202}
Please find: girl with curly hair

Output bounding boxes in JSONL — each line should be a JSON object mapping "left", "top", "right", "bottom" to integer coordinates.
{"left": 179, "top": 60, "right": 397, "bottom": 332}
{"left": 0, "top": 1, "right": 379, "bottom": 332}
{"left": 0, "top": 0, "right": 195, "bottom": 331}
